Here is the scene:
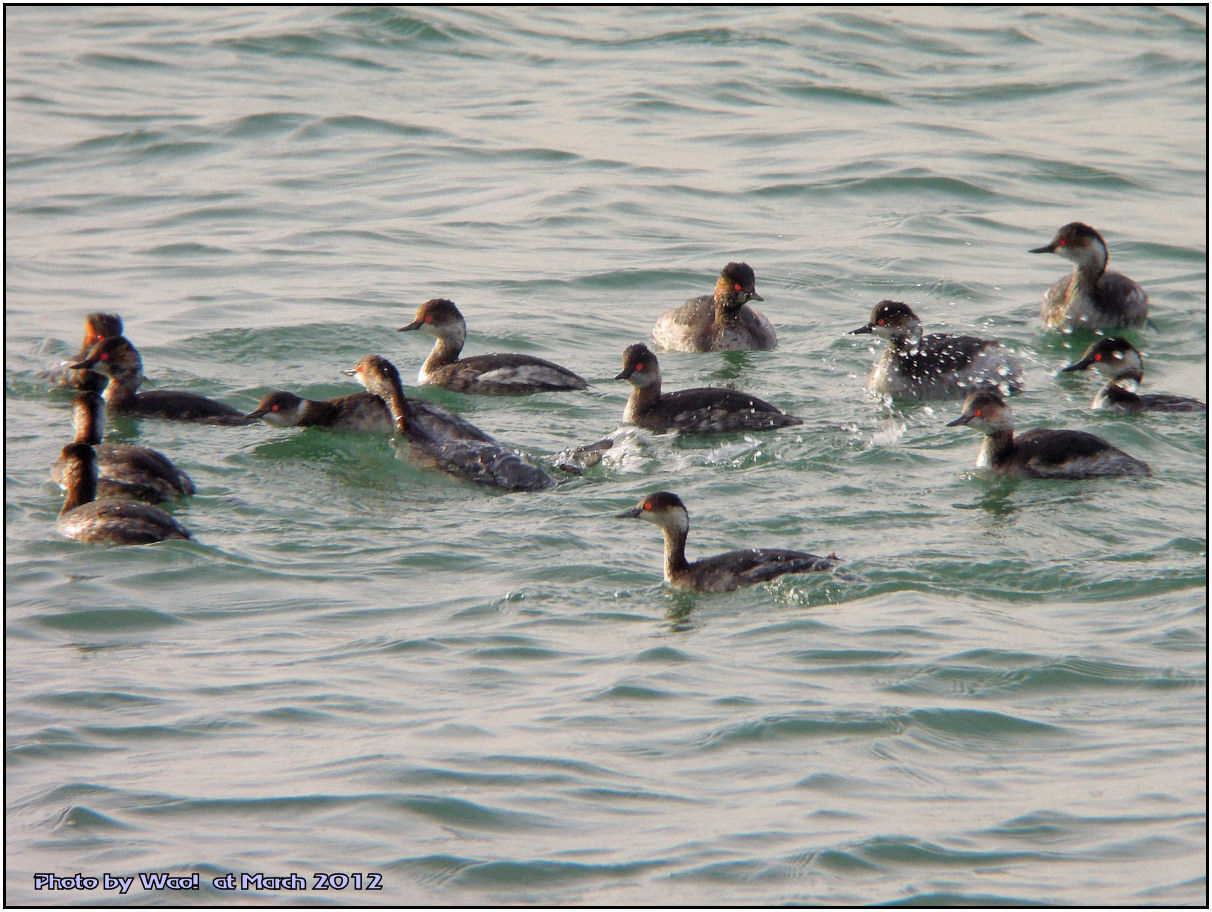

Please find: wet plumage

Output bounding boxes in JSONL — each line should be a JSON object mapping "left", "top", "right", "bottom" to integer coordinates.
{"left": 651, "top": 262, "right": 776, "bottom": 352}
{"left": 850, "top": 300, "right": 1023, "bottom": 400}
{"left": 1030, "top": 223, "right": 1148, "bottom": 330}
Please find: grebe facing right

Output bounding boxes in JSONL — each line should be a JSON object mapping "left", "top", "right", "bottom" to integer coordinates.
{"left": 651, "top": 262, "right": 776, "bottom": 352}
{"left": 398, "top": 298, "right": 589, "bottom": 394}
{"left": 1060, "top": 337, "right": 1206, "bottom": 413}
{"left": 616, "top": 491, "right": 837, "bottom": 592}
{"left": 1030, "top": 222, "right": 1148, "bottom": 330}
{"left": 56, "top": 443, "right": 193, "bottom": 545}
{"left": 946, "top": 390, "right": 1150, "bottom": 478}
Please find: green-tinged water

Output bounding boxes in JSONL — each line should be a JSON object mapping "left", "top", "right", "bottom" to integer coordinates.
{"left": 5, "top": 6, "right": 1206, "bottom": 906}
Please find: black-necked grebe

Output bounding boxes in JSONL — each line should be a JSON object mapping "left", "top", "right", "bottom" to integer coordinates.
{"left": 615, "top": 343, "right": 801, "bottom": 433}
{"left": 56, "top": 442, "right": 193, "bottom": 544}
{"left": 51, "top": 391, "right": 195, "bottom": 503}
{"left": 616, "top": 491, "right": 837, "bottom": 591}
{"left": 40, "top": 312, "right": 124, "bottom": 389}
{"left": 342, "top": 355, "right": 553, "bottom": 492}
{"left": 398, "top": 298, "right": 589, "bottom": 394}
{"left": 651, "top": 262, "right": 776, "bottom": 352}
{"left": 245, "top": 389, "right": 393, "bottom": 432}
{"left": 69, "top": 336, "right": 248, "bottom": 424}
{"left": 947, "top": 390, "right": 1150, "bottom": 478}
{"left": 1030, "top": 223, "right": 1148, "bottom": 330}
{"left": 1060, "top": 337, "right": 1206, "bottom": 413}
{"left": 849, "top": 300, "right": 1023, "bottom": 400}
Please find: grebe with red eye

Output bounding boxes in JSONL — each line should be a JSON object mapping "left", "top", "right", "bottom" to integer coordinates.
{"left": 244, "top": 389, "right": 393, "bottom": 431}
{"left": 946, "top": 390, "right": 1150, "bottom": 478}
{"left": 615, "top": 343, "right": 802, "bottom": 433}
{"left": 1030, "top": 223, "right": 1148, "bottom": 330}
{"left": 616, "top": 491, "right": 838, "bottom": 591}
{"left": 39, "top": 312, "right": 124, "bottom": 389}
{"left": 1060, "top": 337, "right": 1205, "bottom": 413}
{"left": 651, "top": 262, "right": 776, "bottom": 352}
{"left": 68, "top": 335, "right": 248, "bottom": 424}
{"left": 56, "top": 442, "right": 193, "bottom": 545}
{"left": 849, "top": 300, "right": 1023, "bottom": 401}
{"left": 51, "top": 391, "right": 195, "bottom": 503}
{"left": 397, "top": 298, "right": 589, "bottom": 393}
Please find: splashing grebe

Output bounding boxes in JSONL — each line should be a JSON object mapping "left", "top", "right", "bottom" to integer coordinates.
{"left": 398, "top": 298, "right": 589, "bottom": 394}
{"left": 616, "top": 491, "right": 837, "bottom": 591}
{"left": 69, "top": 336, "right": 247, "bottom": 424}
{"left": 615, "top": 343, "right": 802, "bottom": 433}
{"left": 946, "top": 390, "right": 1150, "bottom": 478}
{"left": 1030, "top": 223, "right": 1148, "bottom": 330}
{"left": 1060, "top": 337, "right": 1205, "bottom": 413}
{"left": 342, "top": 355, "right": 553, "bottom": 492}
{"left": 849, "top": 300, "right": 1023, "bottom": 400}
{"left": 51, "top": 392, "right": 195, "bottom": 503}
{"left": 56, "top": 442, "right": 193, "bottom": 544}
{"left": 651, "top": 262, "right": 776, "bottom": 352}
{"left": 40, "top": 312, "right": 124, "bottom": 389}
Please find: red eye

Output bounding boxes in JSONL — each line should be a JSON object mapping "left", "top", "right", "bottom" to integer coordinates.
{"left": 271, "top": 404, "right": 280, "bottom": 412}
{"left": 1093, "top": 353, "right": 1102, "bottom": 361}
{"left": 1057, "top": 239, "right": 1067, "bottom": 247}
{"left": 100, "top": 352, "right": 109, "bottom": 361}
{"left": 424, "top": 315, "right": 433, "bottom": 323}
{"left": 643, "top": 501, "right": 653, "bottom": 511}
{"left": 634, "top": 363, "right": 644, "bottom": 371}
{"left": 973, "top": 408, "right": 983, "bottom": 418}
{"left": 876, "top": 319, "right": 885, "bottom": 326}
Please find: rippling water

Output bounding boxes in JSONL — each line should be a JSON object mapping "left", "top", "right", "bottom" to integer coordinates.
{"left": 5, "top": 6, "right": 1206, "bottom": 906}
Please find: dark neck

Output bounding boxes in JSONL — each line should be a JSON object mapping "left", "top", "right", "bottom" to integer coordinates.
{"left": 1072, "top": 257, "right": 1107, "bottom": 284}
{"left": 714, "top": 299, "right": 746, "bottom": 323}
{"left": 980, "top": 429, "right": 1015, "bottom": 467}
{"left": 103, "top": 372, "right": 140, "bottom": 409}
{"left": 625, "top": 381, "right": 662, "bottom": 420}
{"left": 662, "top": 526, "right": 691, "bottom": 578}
{"left": 1100, "top": 382, "right": 1142, "bottom": 407}
{"left": 424, "top": 336, "right": 464, "bottom": 373}
{"left": 74, "top": 402, "right": 105, "bottom": 445}
{"left": 374, "top": 378, "right": 416, "bottom": 433}
{"left": 61, "top": 467, "right": 97, "bottom": 513}
{"left": 299, "top": 399, "right": 339, "bottom": 425}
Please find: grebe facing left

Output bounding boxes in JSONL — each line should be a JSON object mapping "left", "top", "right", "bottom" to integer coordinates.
{"left": 617, "top": 491, "right": 837, "bottom": 592}
{"left": 1030, "top": 223, "right": 1148, "bottom": 330}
